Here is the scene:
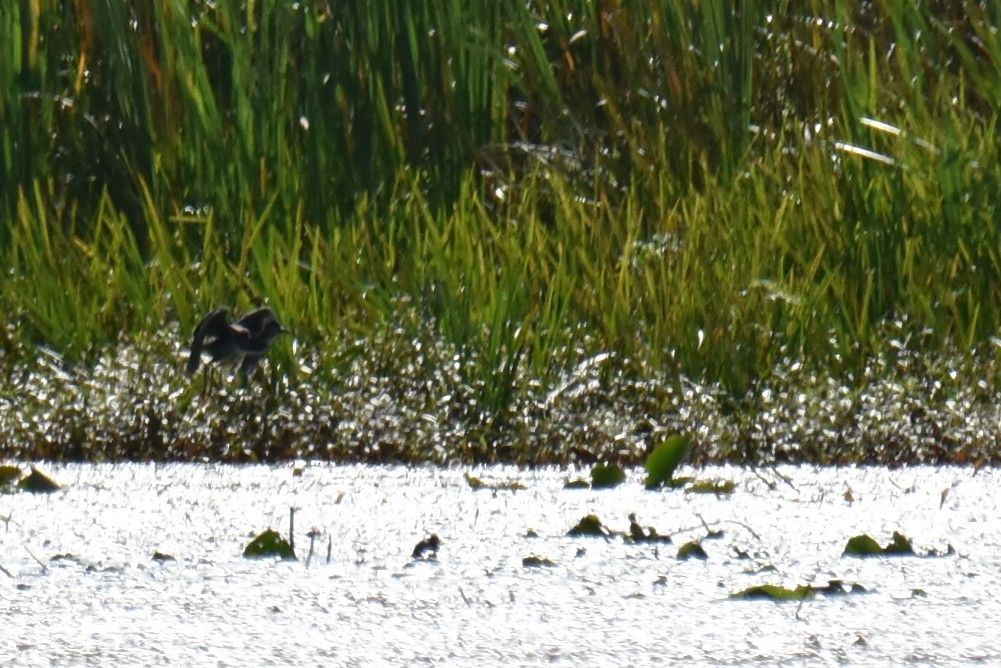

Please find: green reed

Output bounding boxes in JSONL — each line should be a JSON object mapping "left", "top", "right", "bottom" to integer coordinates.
{"left": 2, "top": 0, "right": 1001, "bottom": 414}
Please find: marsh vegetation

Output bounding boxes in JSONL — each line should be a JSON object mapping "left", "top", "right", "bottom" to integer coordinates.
{"left": 2, "top": 2, "right": 1001, "bottom": 464}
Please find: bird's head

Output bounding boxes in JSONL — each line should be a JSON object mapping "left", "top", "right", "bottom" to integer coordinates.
{"left": 260, "top": 318, "right": 290, "bottom": 343}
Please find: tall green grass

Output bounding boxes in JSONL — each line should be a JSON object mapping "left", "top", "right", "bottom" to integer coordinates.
{"left": 2, "top": 0, "right": 1001, "bottom": 408}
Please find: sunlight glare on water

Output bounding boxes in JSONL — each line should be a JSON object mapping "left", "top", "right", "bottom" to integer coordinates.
{"left": 1, "top": 464, "right": 999, "bottom": 665}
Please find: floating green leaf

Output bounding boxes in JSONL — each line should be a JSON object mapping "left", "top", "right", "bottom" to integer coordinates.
{"left": 630, "top": 529, "right": 672, "bottom": 544}
{"left": 843, "top": 534, "right": 882, "bottom": 556}
{"left": 567, "top": 514, "right": 610, "bottom": 537}
{"left": 812, "top": 579, "right": 867, "bottom": 596}
{"left": 464, "top": 472, "right": 526, "bottom": 491}
{"left": 731, "top": 584, "right": 815, "bottom": 601}
{"left": 522, "top": 555, "right": 557, "bottom": 568}
{"left": 686, "top": 479, "right": 735, "bottom": 495}
{"left": 243, "top": 529, "right": 296, "bottom": 560}
{"left": 590, "top": 464, "right": 626, "bottom": 489}
{"left": 19, "top": 467, "right": 60, "bottom": 493}
{"left": 677, "top": 541, "right": 708, "bottom": 560}
{"left": 412, "top": 534, "right": 441, "bottom": 559}
{"left": 885, "top": 531, "right": 914, "bottom": 555}
{"left": 0, "top": 465, "right": 21, "bottom": 487}
{"left": 627, "top": 514, "right": 672, "bottom": 543}
{"left": 843, "top": 531, "right": 915, "bottom": 557}
{"left": 644, "top": 435, "right": 690, "bottom": 489}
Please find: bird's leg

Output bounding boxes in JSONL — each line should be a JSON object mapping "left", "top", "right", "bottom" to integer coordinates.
{"left": 198, "top": 365, "right": 211, "bottom": 398}
{"left": 198, "top": 363, "right": 221, "bottom": 398}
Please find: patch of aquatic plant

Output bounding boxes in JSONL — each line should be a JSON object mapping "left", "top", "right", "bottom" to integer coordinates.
{"left": 728, "top": 583, "right": 855, "bottom": 602}
{"left": 0, "top": 465, "right": 20, "bottom": 490}
{"left": 411, "top": 534, "right": 441, "bottom": 561}
{"left": 521, "top": 555, "right": 557, "bottom": 568}
{"left": 0, "top": 465, "right": 60, "bottom": 493}
{"left": 843, "top": 532, "right": 915, "bottom": 558}
{"left": 2, "top": 309, "right": 1001, "bottom": 465}
{"left": 729, "top": 324, "right": 1001, "bottom": 466}
{"left": 626, "top": 514, "right": 672, "bottom": 545}
{"left": 731, "top": 584, "right": 811, "bottom": 602}
{"left": 243, "top": 529, "right": 295, "bottom": 561}
{"left": 685, "top": 479, "right": 736, "bottom": 496}
{"left": 464, "top": 472, "right": 527, "bottom": 492}
{"left": 17, "top": 468, "right": 61, "bottom": 493}
{"left": 677, "top": 541, "right": 709, "bottom": 561}
{"left": 567, "top": 514, "right": 610, "bottom": 538}
{"left": 588, "top": 464, "right": 627, "bottom": 489}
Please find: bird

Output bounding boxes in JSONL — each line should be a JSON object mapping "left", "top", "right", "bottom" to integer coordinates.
{"left": 186, "top": 307, "right": 289, "bottom": 375}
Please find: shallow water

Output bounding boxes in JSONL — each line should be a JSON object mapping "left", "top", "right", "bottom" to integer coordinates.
{"left": 1, "top": 464, "right": 998, "bottom": 666}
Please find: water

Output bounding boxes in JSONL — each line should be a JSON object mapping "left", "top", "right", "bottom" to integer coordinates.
{"left": 1, "top": 464, "right": 998, "bottom": 666}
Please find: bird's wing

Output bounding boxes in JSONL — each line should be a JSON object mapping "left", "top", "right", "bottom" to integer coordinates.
{"left": 186, "top": 307, "right": 229, "bottom": 374}
{"left": 235, "top": 308, "right": 276, "bottom": 336}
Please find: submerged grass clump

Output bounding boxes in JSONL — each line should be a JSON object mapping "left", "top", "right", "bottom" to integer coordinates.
{"left": 2, "top": 3, "right": 1001, "bottom": 463}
